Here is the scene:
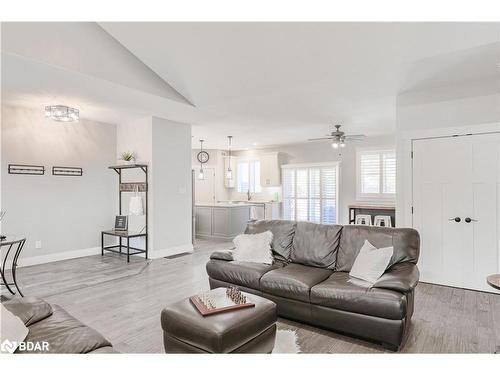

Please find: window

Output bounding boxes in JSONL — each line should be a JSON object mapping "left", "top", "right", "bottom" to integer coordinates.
{"left": 357, "top": 148, "right": 396, "bottom": 200}
{"left": 237, "top": 160, "right": 261, "bottom": 193}
{"left": 282, "top": 164, "right": 338, "bottom": 224}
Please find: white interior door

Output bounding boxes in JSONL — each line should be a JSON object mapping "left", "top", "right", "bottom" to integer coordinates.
{"left": 412, "top": 133, "right": 500, "bottom": 293}
{"left": 194, "top": 168, "right": 216, "bottom": 204}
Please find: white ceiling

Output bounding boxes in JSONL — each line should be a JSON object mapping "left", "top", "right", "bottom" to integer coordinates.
{"left": 101, "top": 22, "right": 499, "bottom": 149}
{"left": 2, "top": 23, "right": 499, "bottom": 150}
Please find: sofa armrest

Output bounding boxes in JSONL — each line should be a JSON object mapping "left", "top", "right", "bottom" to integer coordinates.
{"left": 210, "top": 249, "right": 234, "bottom": 261}
{"left": 373, "top": 262, "right": 419, "bottom": 293}
{"left": 3, "top": 296, "right": 53, "bottom": 326}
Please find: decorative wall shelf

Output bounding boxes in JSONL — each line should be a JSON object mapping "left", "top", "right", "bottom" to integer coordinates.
{"left": 8, "top": 164, "right": 45, "bottom": 175}
{"left": 52, "top": 166, "right": 83, "bottom": 176}
{"left": 108, "top": 164, "right": 148, "bottom": 174}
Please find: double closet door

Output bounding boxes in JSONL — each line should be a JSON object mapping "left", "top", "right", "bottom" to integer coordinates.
{"left": 412, "top": 132, "right": 500, "bottom": 293}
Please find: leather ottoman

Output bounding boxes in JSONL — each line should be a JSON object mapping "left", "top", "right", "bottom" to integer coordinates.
{"left": 161, "top": 288, "right": 277, "bottom": 353}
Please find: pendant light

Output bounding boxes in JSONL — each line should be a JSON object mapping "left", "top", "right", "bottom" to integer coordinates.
{"left": 198, "top": 140, "right": 205, "bottom": 180}
{"left": 226, "top": 136, "right": 233, "bottom": 180}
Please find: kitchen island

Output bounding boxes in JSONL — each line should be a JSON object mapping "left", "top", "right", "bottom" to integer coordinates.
{"left": 195, "top": 203, "right": 253, "bottom": 239}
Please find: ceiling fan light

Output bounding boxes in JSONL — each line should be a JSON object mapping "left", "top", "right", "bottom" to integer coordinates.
{"left": 198, "top": 168, "right": 205, "bottom": 180}
{"left": 340, "top": 140, "right": 346, "bottom": 148}
{"left": 331, "top": 142, "right": 339, "bottom": 149}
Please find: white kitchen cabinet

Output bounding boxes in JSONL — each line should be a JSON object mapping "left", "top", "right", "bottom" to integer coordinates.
{"left": 250, "top": 202, "right": 281, "bottom": 220}
{"left": 260, "top": 152, "right": 281, "bottom": 187}
{"left": 265, "top": 202, "right": 281, "bottom": 219}
{"left": 195, "top": 204, "right": 250, "bottom": 239}
{"left": 224, "top": 155, "right": 236, "bottom": 188}
{"left": 195, "top": 206, "right": 212, "bottom": 236}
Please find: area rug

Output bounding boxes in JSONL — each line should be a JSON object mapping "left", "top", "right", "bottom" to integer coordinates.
{"left": 272, "top": 329, "right": 301, "bottom": 354}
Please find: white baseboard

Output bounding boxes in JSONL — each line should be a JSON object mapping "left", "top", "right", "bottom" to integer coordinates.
{"left": 15, "top": 246, "right": 101, "bottom": 268}
{"left": 150, "top": 243, "right": 194, "bottom": 259}
{"left": 12, "top": 243, "right": 194, "bottom": 268}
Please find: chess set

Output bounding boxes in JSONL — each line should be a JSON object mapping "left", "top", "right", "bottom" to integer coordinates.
{"left": 189, "top": 287, "right": 255, "bottom": 316}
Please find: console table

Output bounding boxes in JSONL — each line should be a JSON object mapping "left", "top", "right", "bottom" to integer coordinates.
{"left": 486, "top": 274, "right": 500, "bottom": 353}
{"left": 348, "top": 204, "right": 396, "bottom": 227}
{"left": 101, "top": 230, "right": 147, "bottom": 263}
{"left": 0, "top": 236, "right": 26, "bottom": 297}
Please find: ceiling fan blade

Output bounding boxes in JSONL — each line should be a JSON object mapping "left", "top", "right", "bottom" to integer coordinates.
{"left": 345, "top": 134, "right": 366, "bottom": 139}
{"left": 345, "top": 138, "right": 366, "bottom": 142}
{"left": 308, "top": 137, "right": 334, "bottom": 141}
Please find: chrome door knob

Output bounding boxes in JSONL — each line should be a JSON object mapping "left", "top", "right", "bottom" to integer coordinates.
{"left": 464, "top": 217, "right": 478, "bottom": 223}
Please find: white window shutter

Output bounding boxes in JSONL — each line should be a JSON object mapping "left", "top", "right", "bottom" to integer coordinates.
{"left": 358, "top": 149, "right": 396, "bottom": 200}
{"left": 282, "top": 164, "right": 337, "bottom": 224}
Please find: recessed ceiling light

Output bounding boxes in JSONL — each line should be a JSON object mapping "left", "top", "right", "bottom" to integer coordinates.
{"left": 45, "top": 105, "right": 79, "bottom": 122}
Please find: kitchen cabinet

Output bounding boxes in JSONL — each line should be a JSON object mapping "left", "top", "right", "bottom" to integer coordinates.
{"left": 195, "top": 204, "right": 250, "bottom": 239}
{"left": 265, "top": 202, "right": 281, "bottom": 219}
{"left": 259, "top": 152, "right": 281, "bottom": 187}
{"left": 195, "top": 206, "right": 212, "bottom": 236}
{"left": 250, "top": 202, "right": 281, "bottom": 220}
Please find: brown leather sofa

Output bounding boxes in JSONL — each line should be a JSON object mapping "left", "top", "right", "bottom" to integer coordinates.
{"left": 2, "top": 296, "right": 116, "bottom": 353}
{"left": 206, "top": 220, "right": 420, "bottom": 351}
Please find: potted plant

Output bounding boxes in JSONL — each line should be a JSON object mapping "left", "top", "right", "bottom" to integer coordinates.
{"left": 119, "top": 151, "right": 135, "bottom": 165}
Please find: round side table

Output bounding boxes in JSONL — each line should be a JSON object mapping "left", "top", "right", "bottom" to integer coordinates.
{"left": 487, "top": 274, "right": 500, "bottom": 290}
{"left": 0, "top": 235, "right": 26, "bottom": 297}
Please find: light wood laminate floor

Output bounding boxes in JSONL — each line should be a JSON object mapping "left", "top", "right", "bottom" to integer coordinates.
{"left": 2, "top": 238, "right": 500, "bottom": 353}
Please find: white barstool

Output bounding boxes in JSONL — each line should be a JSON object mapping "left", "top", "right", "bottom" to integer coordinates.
{"left": 374, "top": 215, "right": 392, "bottom": 227}
{"left": 355, "top": 215, "right": 372, "bottom": 226}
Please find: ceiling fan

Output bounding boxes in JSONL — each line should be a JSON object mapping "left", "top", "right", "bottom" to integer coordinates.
{"left": 308, "top": 124, "right": 366, "bottom": 149}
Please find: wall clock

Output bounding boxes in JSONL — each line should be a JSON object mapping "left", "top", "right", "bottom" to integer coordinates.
{"left": 197, "top": 150, "right": 210, "bottom": 164}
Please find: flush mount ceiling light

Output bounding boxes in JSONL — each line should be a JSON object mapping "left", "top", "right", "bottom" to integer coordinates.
{"left": 44, "top": 105, "right": 79, "bottom": 122}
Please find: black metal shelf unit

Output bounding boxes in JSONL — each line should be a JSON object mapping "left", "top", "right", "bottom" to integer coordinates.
{"left": 102, "top": 164, "right": 148, "bottom": 262}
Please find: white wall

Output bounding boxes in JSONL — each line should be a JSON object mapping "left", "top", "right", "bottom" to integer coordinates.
{"left": 152, "top": 117, "right": 192, "bottom": 256}
{"left": 1, "top": 105, "right": 117, "bottom": 263}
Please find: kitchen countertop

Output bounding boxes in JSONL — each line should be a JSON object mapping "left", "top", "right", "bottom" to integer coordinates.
{"left": 217, "top": 200, "right": 280, "bottom": 204}
{"left": 195, "top": 202, "right": 256, "bottom": 208}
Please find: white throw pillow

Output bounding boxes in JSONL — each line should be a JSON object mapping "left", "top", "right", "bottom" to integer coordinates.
{"left": 349, "top": 240, "right": 394, "bottom": 284}
{"left": 1, "top": 304, "right": 29, "bottom": 354}
{"left": 233, "top": 231, "right": 273, "bottom": 264}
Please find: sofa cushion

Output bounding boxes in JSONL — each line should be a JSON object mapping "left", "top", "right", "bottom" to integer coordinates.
{"left": 0, "top": 304, "right": 29, "bottom": 353}
{"left": 245, "top": 220, "right": 296, "bottom": 262}
{"left": 260, "top": 263, "right": 333, "bottom": 302}
{"left": 3, "top": 296, "right": 53, "bottom": 326}
{"left": 290, "top": 222, "right": 342, "bottom": 269}
{"left": 206, "top": 260, "right": 282, "bottom": 290}
{"left": 233, "top": 231, "right": 273, "bottom": 264}
{"left": 336, "top": 225, "right": 420, "bottom": 272}
{"left": 19, "top": 305, "right": 112, "bottom": 354}
{"left": 310, "top": 272, "right": 407, "bottom": 320}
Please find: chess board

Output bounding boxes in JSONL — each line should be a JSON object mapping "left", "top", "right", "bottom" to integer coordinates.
{"left": 189, "top": 287, "right": 255, "bottom": 316}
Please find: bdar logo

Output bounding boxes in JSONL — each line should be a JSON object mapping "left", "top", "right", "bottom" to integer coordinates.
{"left": 1, "top": 339, "right": 17, "bottom": 354}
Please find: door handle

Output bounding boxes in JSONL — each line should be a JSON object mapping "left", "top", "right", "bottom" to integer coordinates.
{"left": 464, "top": 217, "right": 478, "bottom": 223}
{"left": 449, "top": 217, "right": 461, "bottom": 223}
